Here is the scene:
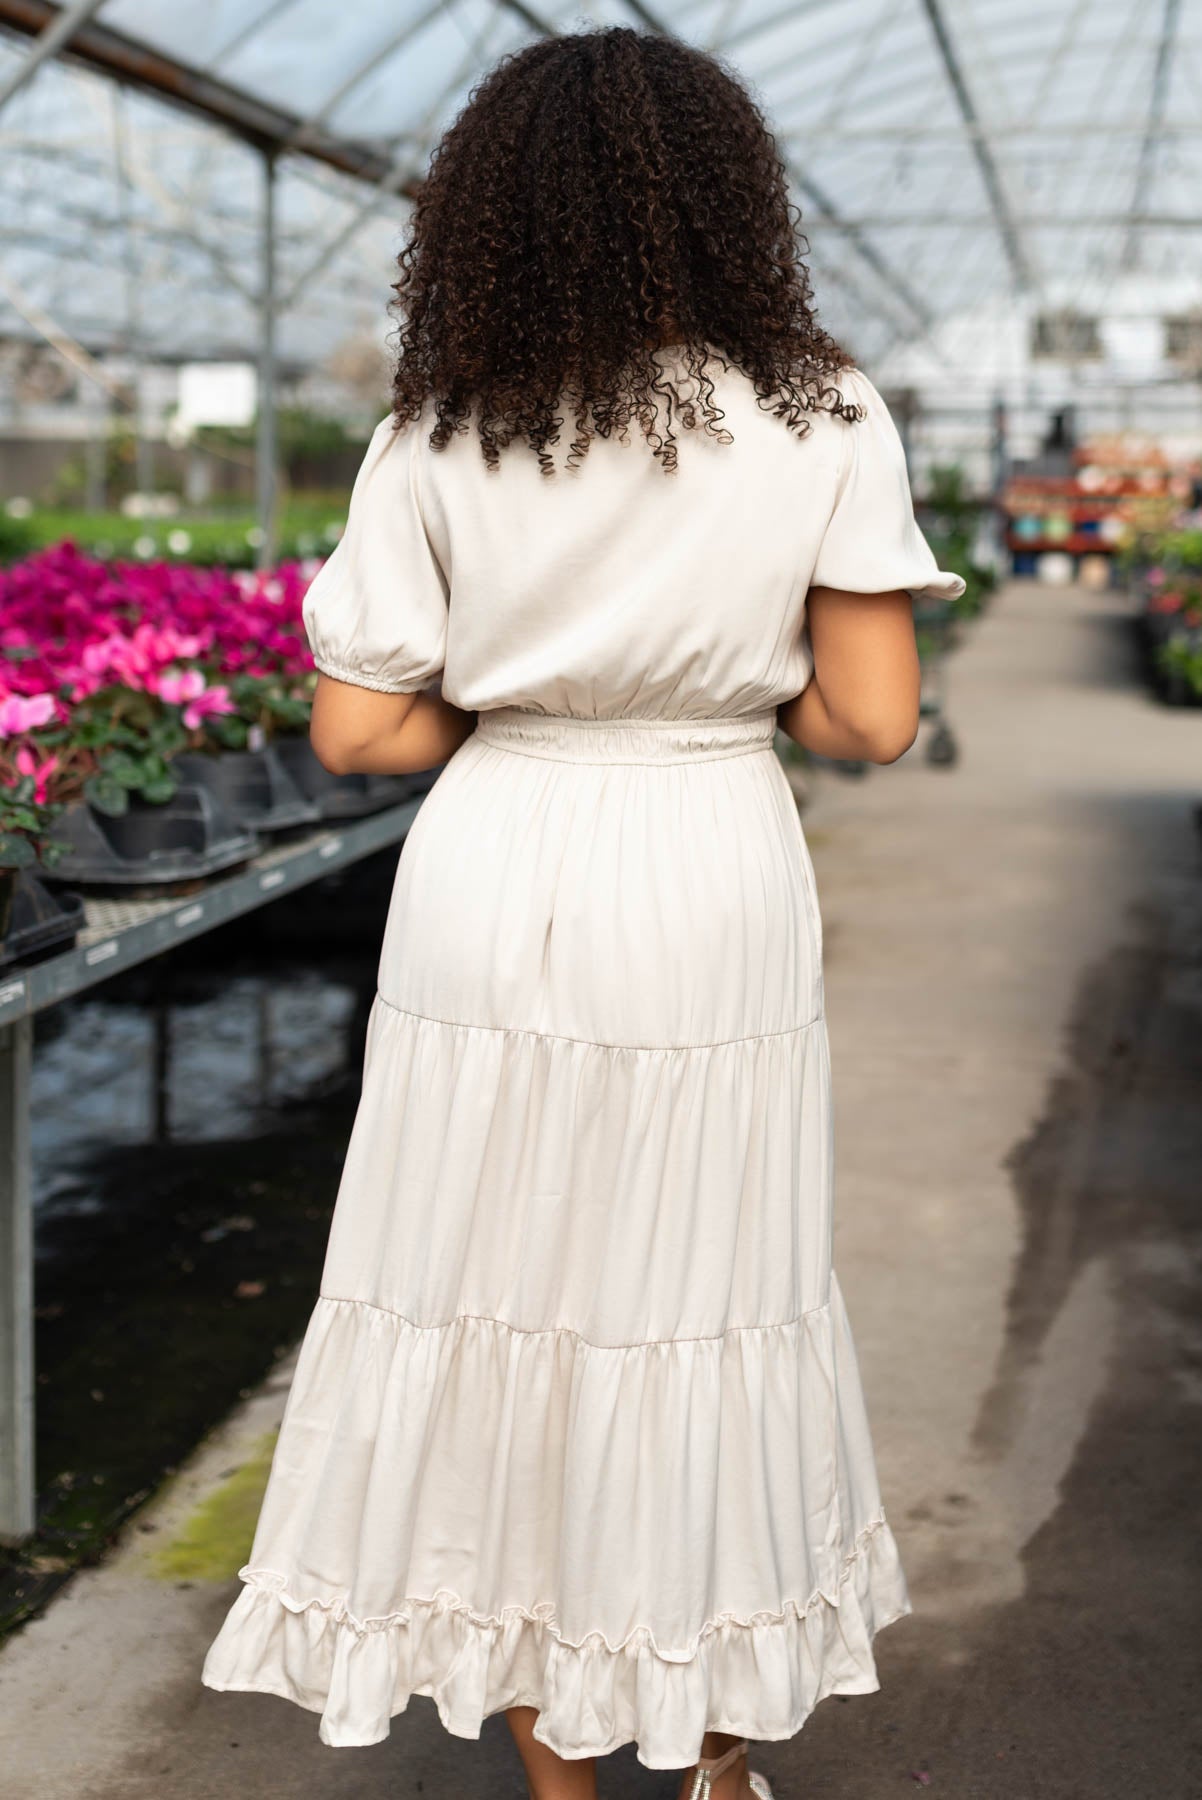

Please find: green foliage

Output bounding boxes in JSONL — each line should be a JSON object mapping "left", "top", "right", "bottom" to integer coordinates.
{"left": 922, "top": 527, "right": 998, "bottom": 623}
{"left": 63, "top": 687, "right": 186, "bottom": 810}
{"left": 192, "top": 407, "right": 356, "bottom": 463}
{"left": 1156, "top": 634, "right": 1202, "bottom": 699}
{"left": 1158, "top": 529, "right": 1202, "bottom": 572}
{"left": 190, "top": 672, "right": 315, "bottom": 749}
{"left": 0, "top": 832, "right": 36, "bottom": 870}
{"left": 1119, "top": 526, "right": 1202, "bottom": 577}
{"left": 0, "top": 513, "right": 37, "bottom": 563}
{"left": 0, "top": 500, "right": 349, "bottom": 568}
{"left": 916, "top": 464, "right": 999, "bottom": 624}
{"left": 202, "top": 713, "right": 250, "bottom": 751}
{"left": 925, "top": 464, "right": 975, "bottom": 520}
{"left": 0, "top": 780, "right": 64, "bottom": 869}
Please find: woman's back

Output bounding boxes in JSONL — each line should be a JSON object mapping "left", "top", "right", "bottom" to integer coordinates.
{"left": 304, "top": 359, "right": 962, "bottom": 721}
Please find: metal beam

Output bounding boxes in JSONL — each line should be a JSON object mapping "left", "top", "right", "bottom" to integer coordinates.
{"left": 207, "top": 0, "right": 305, "bottom": 70}
{"left": 277, "top": 157, "right": 412, "bottom": 315}
{"left": 788, "top": 163, "right": 933, "bottom": 330}
{"left": 256, "top": 151, "right": 278, "bottom": 572}
{"left": 612, "top": 0, "right": 668, "bottom": 32}
{"left": 800, "top": 211, "right": 1202, "bottom": 231}
{"left": 0, "top": 0, "right": 104, "bottom": 115}
{"left": 915, "top": 0, "right": 1033, "bottom": 292}
{"left": 111, "top": 82, "right": 151, "bottom": 492}
{"left": 275, "top": 4, "right": 515, "bottom": 315}
{"left": 0, "top": 1017, "right": 34, "bottom": 1544}
{"left": 286, "top": 0, "right": 448, "bottom": 145}
{"left": 781, "top": 120, "right": 1202, "bottom": 141}
{"left": 0, "top": 263, "right": 130, "bottom": 396}
{"left": 609, "top": 0, "right": 933, "bottom": 335}
{"left": 0, "top": 0, "right": 419, "bottom": 186}
{"left": 492, "top": 0, "right": 559, "bottom": 38}
{"left": 1120, "top": 0, "right": 1182, "bottom": 269}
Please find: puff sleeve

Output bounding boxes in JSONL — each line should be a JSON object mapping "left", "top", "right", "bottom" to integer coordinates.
{"left": 302, "top": 414, "right": 449, "bottom": 693}
{"left": 810, "top": 368, "right": 967, "bottom": 603}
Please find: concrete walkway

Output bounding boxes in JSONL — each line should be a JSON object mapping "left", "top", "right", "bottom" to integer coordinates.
{"left": 2, "top": 582, "right": 1199, "bottom": 1799}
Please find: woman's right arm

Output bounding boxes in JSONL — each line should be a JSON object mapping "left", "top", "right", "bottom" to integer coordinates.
{"left": 776, "top": 585, "right": 921, "bottom": 765}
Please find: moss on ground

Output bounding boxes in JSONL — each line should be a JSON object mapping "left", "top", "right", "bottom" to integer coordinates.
{"left": 150, "top": 1430, "right": 279, "bottom": 1582}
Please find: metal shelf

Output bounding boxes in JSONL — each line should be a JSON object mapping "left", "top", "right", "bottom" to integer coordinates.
{"left": 0, "top": 794, "right": 423, "bottom": 1544}
{"left": 0, "top": 799, "right": 422, "bottom": 1028}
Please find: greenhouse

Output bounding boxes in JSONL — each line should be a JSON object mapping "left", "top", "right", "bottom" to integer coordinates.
{"left": 0, "top": 6, "right": 1200, "bottom": 1798}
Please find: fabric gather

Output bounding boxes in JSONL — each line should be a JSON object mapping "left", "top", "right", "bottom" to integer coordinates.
{"left": 202, "top": 1514, "right": 910, "bottom": 1765}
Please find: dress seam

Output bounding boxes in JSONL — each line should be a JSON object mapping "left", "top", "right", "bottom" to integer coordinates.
{"left": 313, "top": 1290, "right": 833, "bottom": 1351}
{"left": 474, "top": 739, "right": 774, "bottom": 766}
{"left": 485, "top": 710, "right": 775, "bottom": 728}
{"left": 372, "top": 991, "right": 823, "bottom": 1053}
{"left": 232, "top": 1511, "right": 894, "bottom": 1654}
{"left": 311, "top": 654, "right": 430, "bottom": 695}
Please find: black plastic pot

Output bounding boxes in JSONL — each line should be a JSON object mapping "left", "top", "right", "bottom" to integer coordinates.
{"left": 0, "top": 869, "right": 85, "bottom": 966}
{"left": 45, "top": 786, "right": 259, "bottom": 887}
{"left": 173, "top": 746, "right": 321, "bottom": 834}
{"left": 273, "top": 736, "right": 416, "bottom": 820}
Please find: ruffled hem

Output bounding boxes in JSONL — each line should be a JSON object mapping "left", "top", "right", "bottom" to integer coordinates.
{"left": 201, "top": 1513, "right": 910, "bottom": 1765}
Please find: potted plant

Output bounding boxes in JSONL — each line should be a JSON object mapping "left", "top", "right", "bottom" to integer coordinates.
{"left": 0, "top": 699, "right": 82, "bottom": 960}
{"left": 43, "top": 676, "right": 260, "bottom": 885}
{"left": 1, "top": 542, "right": 418, "bottom": 882}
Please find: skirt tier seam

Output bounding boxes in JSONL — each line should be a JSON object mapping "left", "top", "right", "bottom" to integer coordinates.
{"left": 313, "top": 1289, "right": 832, "bottom": 1351}
{"left": 373, "top": 991, "right": 823, "bottom": 1054}
{"left": 232, "top": 1511, "right": 895, "bottom": 1655}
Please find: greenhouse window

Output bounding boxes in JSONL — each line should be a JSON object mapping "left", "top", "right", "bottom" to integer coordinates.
{"left": 1030, "top": 311, "right": 1103, "bottom": 360}
{"left": 1164, "top": 314, "right": 1202, "bottom": 368}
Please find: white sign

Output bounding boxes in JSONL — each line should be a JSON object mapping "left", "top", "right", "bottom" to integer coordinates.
{"left": 175, "top": 363, "right": 257, "bottom": 432}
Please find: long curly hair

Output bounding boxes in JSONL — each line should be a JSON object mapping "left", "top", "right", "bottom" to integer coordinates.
{"left": 390, "top": 27, "right": 860, "bottom": 473}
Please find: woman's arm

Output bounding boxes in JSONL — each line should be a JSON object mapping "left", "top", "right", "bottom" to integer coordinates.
{"left": 309, "top": 674, "right": 477, "bottom": 776}
{"left": 776, "top": 586, "right": 921, "bottom": 765}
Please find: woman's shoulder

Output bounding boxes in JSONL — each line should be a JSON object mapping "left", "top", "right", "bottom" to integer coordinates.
{"left": 822, "top": 363, "right": 887, "bottom": 419}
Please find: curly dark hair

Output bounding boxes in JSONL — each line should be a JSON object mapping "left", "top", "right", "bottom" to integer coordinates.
{"left": 390, "top": 26, "right": 860, "bottom": 473}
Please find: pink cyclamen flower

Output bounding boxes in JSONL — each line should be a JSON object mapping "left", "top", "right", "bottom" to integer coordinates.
{"left": 182, "top": 684, "right": 237, "bottom": 731}
{"left": 14, "top": 746, "right": 59, "bottom": 803}
{"left": 0, "top": 691, "right": 57, "bottom": 736}
{"left": 156, "top": 668, "right": 207, "bottom": 706}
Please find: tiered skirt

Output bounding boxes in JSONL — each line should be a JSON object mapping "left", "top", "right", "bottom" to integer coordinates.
{"left": 201, "top": 707, "right": 910, "bottom": 1766}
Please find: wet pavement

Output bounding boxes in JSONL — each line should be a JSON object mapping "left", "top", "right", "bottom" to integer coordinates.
{"left": 0, "top": 581, "right": 1199, "bottom": 1798}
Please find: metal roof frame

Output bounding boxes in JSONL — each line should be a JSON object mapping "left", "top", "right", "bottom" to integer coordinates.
{"left": 0, "top": 0, "right": 420, "bottom": 188}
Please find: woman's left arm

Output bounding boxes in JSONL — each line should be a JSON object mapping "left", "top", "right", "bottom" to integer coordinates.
{"left": 310, "top": 675, "right": 477, "bottom": 776}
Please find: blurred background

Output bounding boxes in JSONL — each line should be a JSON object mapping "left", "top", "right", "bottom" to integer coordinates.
{"left": 0, "top": 5, "right": 1200, "bottom": 1798}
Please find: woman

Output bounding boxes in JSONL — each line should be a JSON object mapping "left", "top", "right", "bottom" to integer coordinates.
{"left": 203, "top": 26, "right": 963, "bottom": 1800}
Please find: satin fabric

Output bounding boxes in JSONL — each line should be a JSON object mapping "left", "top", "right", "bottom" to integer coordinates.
{"left": 203, "top": 363, "right": 956, "bottom": 1763}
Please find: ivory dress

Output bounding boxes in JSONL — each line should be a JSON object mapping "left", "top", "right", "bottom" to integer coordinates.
{"left": 202, "top": 358, "right": 965, "bottom": 1767}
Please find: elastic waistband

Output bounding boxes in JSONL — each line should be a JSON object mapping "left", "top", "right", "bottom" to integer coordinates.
{"left": 474, "top": 707, "right": 778, "bottom": 764}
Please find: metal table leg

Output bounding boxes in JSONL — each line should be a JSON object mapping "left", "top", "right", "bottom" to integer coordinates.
{"left": 0, "top": 1014, "right": 34, "bottom": 1543}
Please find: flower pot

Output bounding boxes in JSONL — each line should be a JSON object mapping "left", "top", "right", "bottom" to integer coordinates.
{"left": 272, "top": 737, "right": 420, "bottom": 820}
{"left": 173, "top": 747, "right": 321, "bottom": 834}
{"left": 0, "top": 869, "right": 85, "bottom": 966}
{"left": 0, "top": 868, "right": 14, "bottom": 944}
{"left": 45, "top": 786, "right": 259, "bottom": 886}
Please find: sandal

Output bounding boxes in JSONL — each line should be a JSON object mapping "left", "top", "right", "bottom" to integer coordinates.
{"left": 685, "top": 1738, "right": 774, "bottom": 1798}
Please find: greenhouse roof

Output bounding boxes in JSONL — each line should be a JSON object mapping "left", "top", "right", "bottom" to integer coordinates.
{"left": 2, "top": 0, "right": 1201, "bottom": 380}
